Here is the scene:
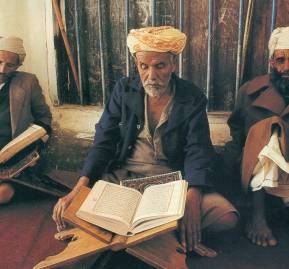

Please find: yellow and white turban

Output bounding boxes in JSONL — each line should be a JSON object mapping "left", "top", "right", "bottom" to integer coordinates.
{"left": 268, "top": 27, "right": 289, "bottom": 58}
{"left": 0, "top": 36, "right": 26, "bottom": 64}
{"left": 127, "top": 26, "right": 186, "bottom": 55}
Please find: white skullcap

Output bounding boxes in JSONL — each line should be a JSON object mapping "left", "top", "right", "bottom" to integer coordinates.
{"left": 268, "top": 27, "right": 289, "bottom": 58}
{"left": 0, "top": 36, "right": 26, "bottom": 64}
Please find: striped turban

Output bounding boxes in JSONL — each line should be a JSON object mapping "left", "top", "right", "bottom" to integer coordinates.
{"left": 127, "top": 26, "right": 186, "bottom": 55}
{"left": 0, "top": 36, "right": 26, "bottom": 64}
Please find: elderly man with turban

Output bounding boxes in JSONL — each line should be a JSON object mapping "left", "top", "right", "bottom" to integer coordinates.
{"left": 0, "top": 36, "right": 52, "bottom": 204}
{"left": 223, "top": 27, "right": 289, "bottom": 247}
{"left": 53, "top": 26, "right": 238, "bottom": 256}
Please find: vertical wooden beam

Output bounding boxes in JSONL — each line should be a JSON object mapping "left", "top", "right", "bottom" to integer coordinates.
{"left": 240, "top": 0, "right": 254, "bottom": 83}
{"left": 206, "top": 0, "right": 213, "bottom": 109}
{"left": 178, "top": 0, "right": 184, "bottom": 78}
{"left": 235, "top": 0, "right": 244, "bottom": 102}
{"left": 151, "top": 0, "right": 156, "bottom": 26}
{"left": 268, "top": 0, "right": 277, "bottom": 72}
{"left": 74, "top": 0, "right": 84, "bottom": 104}
{"left": 52, "top": 0, "right": 80, "bottom": 92}
{"left": 97, "top": 0, "right": 106, "bottom": 106}
{"left": 125, "top": 0, "right": 130, "bottom": 77}
{"left": 271, "top": 0, "right": 277, "bottom": 33}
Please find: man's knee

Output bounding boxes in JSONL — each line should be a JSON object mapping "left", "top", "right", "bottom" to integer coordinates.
{"left": 208, "top": 212, "right": 239, "bottom": 232}
{"left": 216, "top": 212, "right": 239, "bottom": 230}
{"left": 0, "top": 183, "right": 15, "bottom": 204}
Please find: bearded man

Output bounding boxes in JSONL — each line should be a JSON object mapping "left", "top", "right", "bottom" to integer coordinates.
{"left": 53, "top": 26, "right": 238, "bottom": 256}
{"left": 223, "top": 27, "right": 289, "bottom": 247}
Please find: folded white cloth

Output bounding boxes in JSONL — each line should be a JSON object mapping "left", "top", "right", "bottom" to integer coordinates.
{"left": 251, "top": 129, "right": 289, "bottom": 197}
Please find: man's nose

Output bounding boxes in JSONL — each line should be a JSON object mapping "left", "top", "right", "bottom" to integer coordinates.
{"left": 148, "top": 67, "right": 157, "bottom": 81}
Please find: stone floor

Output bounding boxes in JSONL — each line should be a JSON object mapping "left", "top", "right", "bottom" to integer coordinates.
{"left": 100, "top": 205, "right": 289, "bottom": 269}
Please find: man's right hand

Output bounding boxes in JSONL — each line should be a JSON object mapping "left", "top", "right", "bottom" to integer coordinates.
{"left": 52, "top": 176, "right": 89, "bottom": 232}
{"left": 179, "top": 187, "right": 217, "bottom": 257}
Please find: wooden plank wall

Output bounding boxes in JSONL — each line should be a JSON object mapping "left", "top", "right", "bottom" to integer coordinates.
{"left": 57, "top": 0, "right": 289, "bottom": 110}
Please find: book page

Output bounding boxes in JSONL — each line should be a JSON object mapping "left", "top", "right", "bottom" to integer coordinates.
{"left": 132, "top": 180, "right": 185, "bottom": 224}
{"left": 77, "top": 181, "right": 142, "bottom": 227}
{"left": 93, "top": 183, "right": 141, "bottom": 224}
{"left": 0, "top": 124, "right": 46, "bottom": 164}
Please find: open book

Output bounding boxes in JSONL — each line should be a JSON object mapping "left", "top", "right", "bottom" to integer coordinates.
{"left": 76, "top": 179, "right": 188, "bottom": 236}
{"left": 0, "top": 124, "right": 47, "bottom": 164}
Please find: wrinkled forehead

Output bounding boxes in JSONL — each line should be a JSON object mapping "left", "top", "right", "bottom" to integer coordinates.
{"left": 135, "top": 51, "right": 175, "bottom": 63}
{"left": 273, "top": 49, "right": 289, "bottom": 59}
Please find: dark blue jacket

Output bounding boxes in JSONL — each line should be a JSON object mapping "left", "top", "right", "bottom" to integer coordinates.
{"left": 80, "top": 74, "right": 216, "bottom": 187}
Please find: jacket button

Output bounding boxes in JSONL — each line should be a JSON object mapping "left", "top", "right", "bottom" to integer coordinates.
{"left": 128, "top": 145, "right": 132, "bottom": 150}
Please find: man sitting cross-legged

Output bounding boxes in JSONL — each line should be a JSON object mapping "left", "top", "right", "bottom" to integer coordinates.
{"left": 223, "top": 27, "right": 289, "bottom": 247}
{"left": 0, "top": 36, "right": 52, "bottom": 204}
{"left": 53, "top": 26, "right": 238, "bottom": 256}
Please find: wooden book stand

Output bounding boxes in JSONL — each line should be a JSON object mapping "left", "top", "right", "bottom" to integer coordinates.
{"left": 34, "top": 186, "right": 178, "bottom": 269}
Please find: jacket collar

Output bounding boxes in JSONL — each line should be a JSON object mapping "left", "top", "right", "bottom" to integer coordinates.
{"left": 9, "top": 73, "right": 26, "bottom": 136}
{"left": 247, "top": 74, "right": 289, "bottom": 116}
{"left": 124, "top": 76, "right": 144, "bottom": 121}
{"left": 124, "top": 74, "right": 200, "bottom": 131}
{"left": 165, "top": 75, "right": 201, "bottom": 132}
{"left": 252, "top": 85, "right": 286, "bottom": 115}
{"left": 246, "top": 74, "right": 270, "bottom": 95}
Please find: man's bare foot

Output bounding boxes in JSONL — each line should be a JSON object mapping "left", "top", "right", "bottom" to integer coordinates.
{"left": 245, "top": 217, "right": 277, "bottom": 247}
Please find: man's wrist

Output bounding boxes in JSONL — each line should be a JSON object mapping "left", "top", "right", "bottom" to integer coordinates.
{"left": 188, "top": 186, "right": 202, "bottom": 194}
{"left": 73, "top": 176, "right": 90, "bottom": 192}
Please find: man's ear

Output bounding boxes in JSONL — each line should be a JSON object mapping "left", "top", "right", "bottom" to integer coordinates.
{"left": 15, "top": 63, "right": 22, "bottom": 71}
{"left": 269, "top": 59, "right": 275, "bottom": 69}
{"left": 133, "top": 55, "right": 138, "bottom": 65}
{"left": 172, "top": 56, "right": 177, "bottom": 72}
{"left": 170, "top": 54, "right": 177, "bottom": 71}
{"left": 171, "top": 63, "right": 177, "bottom": 73}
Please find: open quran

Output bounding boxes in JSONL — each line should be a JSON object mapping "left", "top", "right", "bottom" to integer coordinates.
{"left": 0, "top": 124, "right": 47, "bottom": 181}
{"left": 0, "top": 124, "right": 75, "bottom": 197}
{"left": 76, "top": 172, "right": 187, "bottom": 236}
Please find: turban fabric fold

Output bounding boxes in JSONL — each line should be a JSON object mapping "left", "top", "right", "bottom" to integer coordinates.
{"left": 268, "top": 27, "right": 289, "bottom": 58}
{"left": 127, "top": 26, "right": 186, "bottom": 55}
{"left": 0, "top": 36, "right": 26, "bottom": 64}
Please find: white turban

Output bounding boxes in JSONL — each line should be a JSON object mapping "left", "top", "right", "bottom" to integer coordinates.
{"left": 268, "top": 27, "right": 289, "bottom": 58}
{"left": 0, "top": 36, "right": 26, "bottom": 64}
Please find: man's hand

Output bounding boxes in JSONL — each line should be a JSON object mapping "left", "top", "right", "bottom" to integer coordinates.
{"left": 179, "top": 187, "right": 217, "bottom": 257}
{"left": 52, "top": 176, "right": 89, "bottom": 232}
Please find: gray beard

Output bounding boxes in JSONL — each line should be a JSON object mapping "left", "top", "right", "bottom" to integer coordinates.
{"left": 143, "top": 84, "right": 170, "bottom": 97}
